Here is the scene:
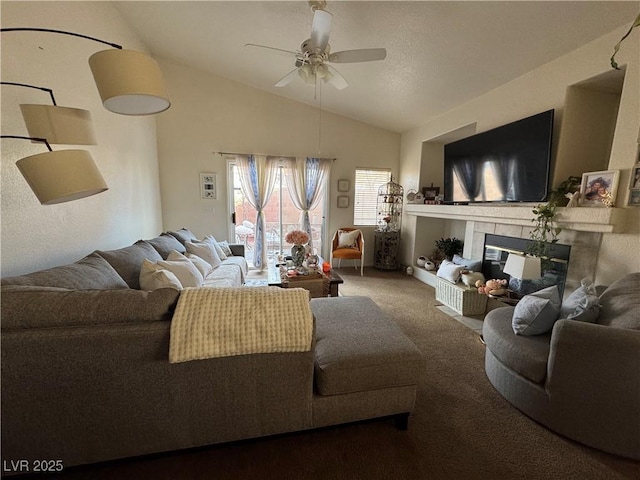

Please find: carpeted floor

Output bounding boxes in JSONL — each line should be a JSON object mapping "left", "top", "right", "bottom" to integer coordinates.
{"left": 27, "top": 268, "right": 640, "bottom": 479}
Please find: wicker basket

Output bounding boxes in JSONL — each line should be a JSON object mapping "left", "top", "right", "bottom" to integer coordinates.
{"left": 435, "top": 276, "right": 487, "bottom": 315}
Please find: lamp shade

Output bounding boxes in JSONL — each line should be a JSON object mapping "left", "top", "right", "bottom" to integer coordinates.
{"left": 88, "top": 49, "right": 170, "bottom": 115}
{"left": 503, "top": 253, "right": 542, "bottom": 280}
{"left": 20, "top": 104, "right": 97, "bottom": 145}
{"left": 16, "top": 149, "right": 108, "bottom": 204}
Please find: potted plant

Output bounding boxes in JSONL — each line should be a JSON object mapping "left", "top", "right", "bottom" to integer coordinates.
{"left": 526, "top": 203, "right": 561, "bottom": 270}
{"left": 435, "top": 237, "right": 463, "bottom": 261}
{"left": 548, "top": 175, "right": 581, "bottom": 207}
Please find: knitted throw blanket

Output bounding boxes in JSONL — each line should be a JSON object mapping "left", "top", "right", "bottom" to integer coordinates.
{"left": 169, "top": 286, "right": 313, "bottom": 363}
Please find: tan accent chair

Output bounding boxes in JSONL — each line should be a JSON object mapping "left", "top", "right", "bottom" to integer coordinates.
{"left": 330, "top": 228, "right": 364, "bottom": 276}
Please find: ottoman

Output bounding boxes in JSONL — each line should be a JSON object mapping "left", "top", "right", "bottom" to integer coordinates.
{"left": 309, "top": 296, "right": 424, "bottom": 429}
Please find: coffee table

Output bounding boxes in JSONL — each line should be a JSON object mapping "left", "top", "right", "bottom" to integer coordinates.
{"left": 268, "top": 258, "right": 343, "bottom": 298}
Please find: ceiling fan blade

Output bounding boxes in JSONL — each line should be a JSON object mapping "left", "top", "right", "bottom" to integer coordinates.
{"left": 328, "top": 48, "right": 387, "bottom": 63}
{"left": 325, "top": 64, "right": 348, "bottom": 90}
{"left": 310, "top": 9, "right": 332, "bottom": 52}
{"left": 274, "top": 67, "right": 300, "bottom": 88}
{"left": 245, "top": 43, "right": 299, "bottom": 56}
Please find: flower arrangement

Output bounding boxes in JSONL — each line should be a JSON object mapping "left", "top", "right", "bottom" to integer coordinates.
{"left": 285, "top": 229, "right": 309, "bottom": 245}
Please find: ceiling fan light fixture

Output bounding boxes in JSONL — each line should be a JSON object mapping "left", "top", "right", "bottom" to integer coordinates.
{"left": 315, "top": 64, "right": 328, "bottom": 78}
{"left": 298, "top": 64, "right": 315, "bottom": 84}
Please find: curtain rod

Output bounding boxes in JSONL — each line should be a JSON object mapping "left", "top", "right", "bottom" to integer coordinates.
{"left": 213, "top": 151, "right": 336, "bottom": 160}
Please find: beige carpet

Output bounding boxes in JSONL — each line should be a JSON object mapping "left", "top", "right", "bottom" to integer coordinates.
{"left": 35, "top": 267, "right": 639, "bottom": 480}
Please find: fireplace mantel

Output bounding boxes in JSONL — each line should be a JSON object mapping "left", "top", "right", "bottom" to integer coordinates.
{"left": 405, "top": 204, "right": 627, "bottom": 233}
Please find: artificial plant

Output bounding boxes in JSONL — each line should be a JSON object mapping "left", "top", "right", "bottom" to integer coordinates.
{"left": 611, "top": 12, "right": 640, "bottom": 69}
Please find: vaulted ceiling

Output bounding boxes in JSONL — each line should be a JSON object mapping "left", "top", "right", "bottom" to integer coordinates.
{"left": 114, "top": 1, "right": 638, "bottom": 133}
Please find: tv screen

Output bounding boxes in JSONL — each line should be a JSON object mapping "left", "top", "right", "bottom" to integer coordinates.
{"left": 444, "top": 109, "right": 554, "bottom": 203}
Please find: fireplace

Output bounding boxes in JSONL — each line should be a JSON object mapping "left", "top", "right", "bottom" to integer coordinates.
{"left": 482, "top": 234, "right": 571, "bottom": 298}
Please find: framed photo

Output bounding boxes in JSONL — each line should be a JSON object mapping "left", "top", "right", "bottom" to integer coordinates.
{"left": 337, "top": 195, "right": 349, "bottom": 208}
{"left": 337, "top": 179, "right": 350, "bottom": 192}
{"left": 629, "top": 189, "right": 640, "bottom": 207}
{"left": 200, "top": 173, "right": 217, "bottom": 199}
{"left": 578, "top": 170, "right": 619, "bottom": 206}
{"left": 630, "top": 163, "right": 640, "bottom": 190}
{"left": 422, "top": 186, "right": 440, "bottom": 200}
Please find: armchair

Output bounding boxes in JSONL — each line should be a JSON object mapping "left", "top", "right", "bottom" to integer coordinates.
{"left": 330, "top": 228, "right": 364, "bottom": 276}
{"left": 482, "top": 272, "right": 640, "bottom": 460}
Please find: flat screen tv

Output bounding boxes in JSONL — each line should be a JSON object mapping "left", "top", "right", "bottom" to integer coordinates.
{"left": 443, "top": 109, "right": 554, "bottom": 203}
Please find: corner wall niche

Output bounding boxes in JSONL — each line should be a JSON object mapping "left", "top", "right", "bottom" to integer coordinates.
{"left": 553, "top": 68, "right": 625, "bottom": 186}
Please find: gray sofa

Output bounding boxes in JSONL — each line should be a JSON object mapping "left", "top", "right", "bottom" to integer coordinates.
{"left": 1, "top": 230, "right": 423, "bottom": 471}
{"left": 482, "top": 272, "right": 640, "bottom": 460}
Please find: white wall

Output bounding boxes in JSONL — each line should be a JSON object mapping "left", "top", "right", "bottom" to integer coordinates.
{"left": 400, "top": 24, "right": 640, "bottom": 285}
{"left": 1, "top": 2, "right": 163, "bottom": 277}
{"left": 155, "top": 58, "right": 400, "bottom": 263}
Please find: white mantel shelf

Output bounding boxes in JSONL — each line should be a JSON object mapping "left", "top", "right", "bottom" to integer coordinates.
{"left": 405, "top": 203, "right": 628, "bottom": 233}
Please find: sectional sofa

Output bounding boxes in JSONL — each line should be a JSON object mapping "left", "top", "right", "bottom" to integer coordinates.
{"left": 1, "top": 230, "right": 424, "bottom": 471}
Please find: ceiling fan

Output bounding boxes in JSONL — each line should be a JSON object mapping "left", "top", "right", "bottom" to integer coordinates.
{"left": 245, "top": 1, "right": 386, "bottom": 91}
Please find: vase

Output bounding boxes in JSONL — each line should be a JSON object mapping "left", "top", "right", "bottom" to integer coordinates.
{"left": 290, "top": 244, "right": 306, "bottom": 269}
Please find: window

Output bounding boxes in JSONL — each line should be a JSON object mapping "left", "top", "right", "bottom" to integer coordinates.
{"left": 354, "top": 168, "right": 391, "bottom": 226}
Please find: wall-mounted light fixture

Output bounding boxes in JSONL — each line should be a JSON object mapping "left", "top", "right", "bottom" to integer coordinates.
{"left": 1, "top": 27, "right": 170, "bottom": 115}
{"left": 1, "top": 82, "right": 97, "bottom": 145}
{"left": 1, "top": 135, "right": 108, "bottom": 205}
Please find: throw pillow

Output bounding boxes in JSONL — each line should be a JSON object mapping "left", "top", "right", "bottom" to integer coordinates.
{"left": 184, "top": 253, "right": 214, "bottom": 278}
{"left": 337, "top": 230, "right": 360, "bottom": 249}
{"left": 218, "top": 240, "right": 234, "bottom": 257}
{"left": 202, "top": 235, "right": 228, "bottom": 260}
{"left": 139, "top": 259, "right": 183, "bottom": 291}
{"left": 185, "top": 241, "right": 222, "bottom": 269}
{"left": 436, "top": 259, "right": 465, "bottom": 284}
{"left": 452, "top": 254, "right": 482, "bottom": 273}
{"left": 560, "top": 278, "right": 601, "bottom": 323}
{"left": 512, "top": 285, "right": 561, "bottom": 335}
{"left": 461, "top": 271, "right": 485, "bottom": 288}
{"left": 157, "top": 254, "right": 204, "bottom": 288}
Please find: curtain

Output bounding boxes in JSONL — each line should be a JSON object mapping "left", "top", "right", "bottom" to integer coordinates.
{"left": 283, "top": 157, "right": 331, "bottom": 250}
{"left": 235, "top": 154, "right": 278, "bottom": 270}
{"left": 452, "top": 158, "right": 482, "bottom": 201}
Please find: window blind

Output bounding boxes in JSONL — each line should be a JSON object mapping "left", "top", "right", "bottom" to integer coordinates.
{"left": 354, "top": 168, "right": 391, "bottom": 226}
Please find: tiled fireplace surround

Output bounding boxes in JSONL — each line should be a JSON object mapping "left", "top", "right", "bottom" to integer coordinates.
{"left": 406, "top": 204, "right": 627, "bottom": 296}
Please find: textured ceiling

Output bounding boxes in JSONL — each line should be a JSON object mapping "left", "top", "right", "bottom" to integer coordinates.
{"left": 114, "top": 1, "right": 638, "bottom": 133}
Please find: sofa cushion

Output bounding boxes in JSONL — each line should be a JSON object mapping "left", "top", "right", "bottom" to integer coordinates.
{"left": 146, "top": 233, "right": 186, "bottom": 258}
{"left": 139, "top": 259, "right": 183, "bottom": 291}
{"left": 159, "top": 251, "right": 204, "bottom": 288}
{"left": 202, "top": 264, "right": 243, "bottom": 287}
{"left": 512, "top": 285, "right": 561, "bottom": 335}
{"left": 0, "top": 253, "right": 129, "bottom": 290}
{"left": 203, "top": 235, "right": 228, "bottom": 260}
{"left": 560, "top": 279, "right": 601, "bottom": 323}
{"left": 167, "top": 228, "right": 198, "bottom": 245}
{"left": 218, "top": 241, "right": 234, "bottom": 257}
{"left": 597, "top": 272, "right": 640, "bottom": 330}
{"left": 186, "top": 253, "right": 214, "bottom": 278}
{"left": 310, "top": 296, "right": 423, "bottom": 396}
{"left": 96, "top": 241, "right": 162, "bottom": 289}
{"left": 185, "top": 241, "right": 222, "bottom": 269}
{"left": 483, "top": 306, "right": 551, "bottom": 383}
{"left": 1, "top": 287, "right": 179, "bottom": 330}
